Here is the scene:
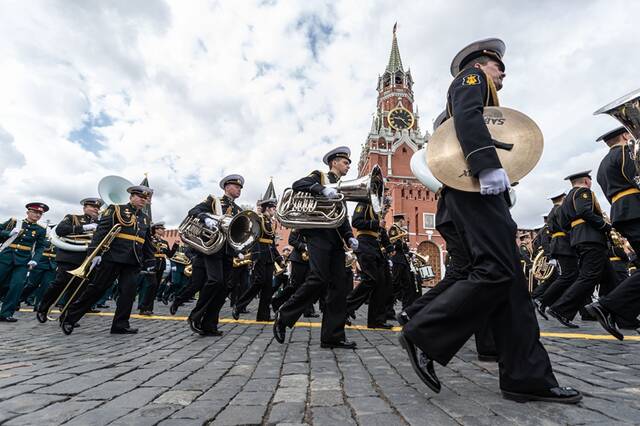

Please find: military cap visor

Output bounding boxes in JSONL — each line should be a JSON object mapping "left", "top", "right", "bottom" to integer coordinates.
{"left": 80, "top": 197, "right": 103, "bottom": 207}
{"left": 259, "top": 198, "right": 277, "bottom": 208}
{"left": 323, "top": 146, "right": 352, "bottom": 165}
{"left": 220, "top": 174, "right": 245, "bottom": 189}
{"left": 393, "top": 213, "right": 406, "bottom": 219}
{"left": 26, "top": 202, "right": 49, "bottom": 213}
{"left": 151, "top": 221, "right": 166, "bottom": 229}
{"left": 450, "top": 38, "right": 506, "bottom": 76}
{"left": 127, "top": 185, "right": 154, "bottom": 197}
{"left": 596, "top": 126, "right": 628, "bottom": 143}
{"left": 548, "top": 192, "right": 566, "bottom": 201}
{"left": 564, "top": 170, "right": 592, "bottom": 181}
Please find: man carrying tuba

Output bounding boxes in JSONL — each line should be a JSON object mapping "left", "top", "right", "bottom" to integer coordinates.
{"left": 186, "top": 174, "right": 244, "bottom": 336}
{"left": 273, "top": 146, "right": 358, "bottom": 349}
{"left": 61, "top": 186, "right": 156, "bottom": 334}
{"left": 36, "top": 197, "right": 102, "bottom": 323}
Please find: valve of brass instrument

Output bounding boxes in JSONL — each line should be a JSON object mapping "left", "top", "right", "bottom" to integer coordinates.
{"left": 232, "top": 252, "right": 253, "bottom": 268}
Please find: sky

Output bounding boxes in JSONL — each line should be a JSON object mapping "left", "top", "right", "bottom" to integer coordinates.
{"left": 0, "top": 0, "right": 638, "bottom": 229}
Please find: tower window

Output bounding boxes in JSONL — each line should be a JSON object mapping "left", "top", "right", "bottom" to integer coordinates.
{"left": 395, "top": 72, "right": 403, "bottom": 84}
{"left": 402, "top": 147, "right": 407, "bottom": 153}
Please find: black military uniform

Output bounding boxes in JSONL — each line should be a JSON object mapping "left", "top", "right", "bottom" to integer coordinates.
{"left": 596, "top": 127, "right": 640, "bottom": 254}
{"left": 229, "top": 250, "right": 251, "bottom": 309}
{"left": 139, "top": 223, "right": 175, "bottom": 314}
{"left": 62, "top": 187, "right": 155, "bottom": 334}
{"left": 170, "top": 247, "right": 205, "bottom": 315}
{"left": 401, "top": 39, "right": 572, "bottom": 402}
{"left": 519, "top": 235, "right": 533, "bottom": 277}
{"left": 390, "top": 216, "right": 418, "bottom": 309}
{"left": 233, "top": 200, "right": 281, "bottom": 321}
{"left": 345, "top": 201, "right": 390, "bottom": 328}
{"left": 274, "top": 147, "right": 356, "bottom": 348}
{"left": 187, "top": 176, "right": 243, "bottom": 336}
{"left": 37, "top": 198, "right": 102, "bottom": 320}
{"left": 530, "top": 219, "right": 559, "bottom": 301}
{"left": 548, "top": 172, "right": 609, "bottom": 326}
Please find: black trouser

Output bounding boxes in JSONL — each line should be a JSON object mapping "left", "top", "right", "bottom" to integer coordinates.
{"left": 230, "top": 266, "right": 250, "bottom": 307}
{"left": 393, "top": 262, "right": 418, "bottom": 309}
{"left": 540, "top": 255, "right": 579, "bottom": 308}
{"left": 403, "top": 189, "right": 558, "bottom": 392}
{"left": 272, "top": 261, "right": 315, "bottom": 315}
{"left": 65, "top": 260, "right": 140, "bottom": 330}
{"left": 405, "top": 221, "right": 496, "bottom": 357}
{"left": 531, "top": 267, "right": 558, "bottom": 300}
{"left": 235, "top": 260, "right": 274, "bottom": 321}
{"left": 279, "top": 236, "right": 347, "bottom": 344}
{"left": 37, "top": 261, "right": 82, "bottom": 314}
{"left": 550, "top": 243, "right": 607, "bottom": 320}
{"left": 189, "top": 253, "right": 233, "bottom": 332}
{"left": 599, "top": 270, "right": 640, "bottom": 324}
{"left": 139, "top": 270, "right": 163, "bottom": 312}
{"left": 174, "top": 262, "right": 206, "bottom": 306}
{"left": 346, "top": 250, "right": 386, "bottom": 326}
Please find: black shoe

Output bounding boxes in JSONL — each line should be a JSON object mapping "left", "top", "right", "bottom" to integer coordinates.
{"left": 477, "top": 353, "right": 499, "bottom": 362}
{"left": 368, "top": 323, "right": 393, "bottom": 329}
{"left": 345, "top": 317, "right": 352, "bottom": 326}
{"left": 303, "top": 313, "right": 320, "bottom": 318}
{"left": 533, "top": 299, "right": 548, "bottom": 320}
{"left": 231, "top": 306, "right": 240, "bottom": 321}
{"left": 585, "top": 302, "right": 623, "bottom": 341}
{"left": 320, "top": 340, "right": 357, "bottom": 349}
{"left": 548, "top": 308, "right": 579, "bottom": 328}
{"left": 96, "top": 304, "right": 109, "bottom": 309}
{"left": 169, "top": 302, "right": 179, "bottom": 315}
{"left": 188, "top": 316, "right": 202, "bottom": 334}
{"left": 199, "top": 329, "right": 223, "bottom": 337}
{"left": 273, "top": 311, "right": 286, "bottom": 344}
{"left": 110, "top": 327, "right": 138, "bottom": 334}
{"left": 396, "top": 311, "right": 410, "bottom": 326}
{"left": 61, "top": 321, "right": 74, "bottom": 335}
{"left": 0, "top": 316, "right": 17, "bottom": 323}
{"left": 502, "top": 386, "right": 582, "bottom": 404}
{"left": 139, "top": 310, "right": 152, "bottom": 316}
{"left": 348, "top": 311, "right": 356, "bottom": 320}
{"left": 398, "top": 332, "right": 441, "bottom": 393}
{"left": 36, "top": 311, "right": 48, "bottom": 323}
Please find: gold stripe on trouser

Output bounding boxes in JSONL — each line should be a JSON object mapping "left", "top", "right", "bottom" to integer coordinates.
{"left": 612, "top": 188, "right": 640, "bottom": 203}
{"left": 154, "top": 254, "right": 166, "bottom": 258}
{"left": 610, "top": 257, "right": 622, "bottom": 261}
{"left": 115, "top": 233, "right": 145, "bottom": 244}
{"left": 571, "top": 219, "right": 585, "bottom": 228}
{"left": 259, "top": 238, "right": 274, "bottom": 244}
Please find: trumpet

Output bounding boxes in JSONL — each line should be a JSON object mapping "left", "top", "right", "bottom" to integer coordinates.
{"left": 274, "top": 259, "right": 287, "bottom": 276}
{"left": 170, "top": 251, "right": 191, "bottom": 265}
{"left": 233, "top": 253, "right": 253, "bottom": 268}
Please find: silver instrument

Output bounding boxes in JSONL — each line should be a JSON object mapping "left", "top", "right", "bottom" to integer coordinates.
{"left": 594, "top": 88, "right": 640, "bottom": 185}
{"left": 277, "top": 165, "right": 385, "bottom": 229}
{"left": 179, "top": 210, "right": 262, "bottom": 255}
{"left": 0, "top": 219, "right": 23, "bottom": 252}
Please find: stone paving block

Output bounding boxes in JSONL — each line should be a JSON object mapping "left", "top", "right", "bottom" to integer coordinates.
{"left": 158, "top": 419, "right": 204, "bottom": 426}
{"left": 211, "top": 404, "right": 267, "bottom": 425}
{"left": 109, "top": 403, "right": 182, "bottom": 426}
{"left": 243, "top": 378, "right": 279, "bottom": 391}
{"left": 20, "top": 372, "right": 75, "bottom": 385}
{"left": 273, "top": 386, "right": 307, "bottom": 403}
{"left": 347, "top": 396, "right": 393, "bottom": 416}
{"left": 310, "top": 389, "right": 345, "bottom": 406}
{"left": 0, "top": 384, "right": 42, "bottom": 400}
{"left": 4, "top": 399, "right": 101, "bottom": 425}
{"left": 311, "top": 405, "right": 357, "bottom": 426}
{"left": 230, "top": 390, "right": 272, "bottom": 406}
{"left": 74, "top": 380, "right": 139, "bottom": 401}
{"left": 170, "top": 399, "right": 227, "bottom": 420}
{"left": 356, "top": 412, "right": 406, "bottom": 426}
{"left": 154, "top": 390, "right": 201, "bottom": 406}
{"left": 266, "top": 401, "right": 305, "bottom": 424}
{"left": 280, "top": 373, "right": 309, "bottom": 388}
{"left": 143, "top": 370, "right": 192, "bottom": 387}
{"left": 0, "top": 393, "right": 67, "bottom": 415}
{"left": 395, "top": 402, "right": 459, "bottom": 426}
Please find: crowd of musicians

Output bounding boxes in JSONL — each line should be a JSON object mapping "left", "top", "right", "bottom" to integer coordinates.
{"left": 4, "top": 35, "right": 640, "bottom": 406}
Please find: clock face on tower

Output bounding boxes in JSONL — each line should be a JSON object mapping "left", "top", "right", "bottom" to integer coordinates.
{"left": 387, "top": 107, "right": 415, "bottom": 130}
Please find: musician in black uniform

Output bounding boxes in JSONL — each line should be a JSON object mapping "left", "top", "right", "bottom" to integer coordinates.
{"left": 233, "top": 198, "right": 282, "bottom": 321}
{"left": 400, "top": 39, "right": 579, "bottom": 403}
{"left": 535, "top": 193, "right": 578, "bottom": 319}
{"left": 36, "top": 197, "right": 102, "bottom": 323}
{"left": 138, "top": 222, "right": 175, "bottom": 315}
{"left": 229, "top": 249, "right": 251, "bottom": 311}
{"left": 390, "top": 214, "right": 418, "bottom": 309}
{"left": 547, "top": 171, "right": 609, "bottom": 328}
{"left": 531, "top": 216, "right": 558, "bottom": 301}
{"left": 519, "top": 233, "right": 533, "bottom": 280}
{"left": 345, "top": 200, "right": 392, "bottom": 329}
{"left": 596, "top": 127, "right": 640, "bottom": 254}
{"left": 170, "top": 246, "right": 205, "bottom": 315}
{"left": 61, "top": 186, "right": 155, "bottom": 334}
{"left": 273, "top": 146, "right": 358, "bottom": 349}
{"left": 187, "top": 174, "right": 243, "bottom": 336}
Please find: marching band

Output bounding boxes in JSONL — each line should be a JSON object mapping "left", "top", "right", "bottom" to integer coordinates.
{"left": 4, "top": 34, "right": 640, "bottom": 407}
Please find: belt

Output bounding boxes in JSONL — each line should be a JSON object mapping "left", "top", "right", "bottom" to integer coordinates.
{"left": 9, "top": 244, "right": 31, "bottom": 251}
{"left": 115, "top": 233, "right": 145, "bottom": 244}
{"left": 612, "top": 188, "right": 640, "bottom": 203}
{"left": 154, "top": 253, "right": 167, "bottom": 258}
{"left": 571, "top": 219, "right": 585, "bottom": 228}
{"left": 356, "top": 230, "right": 379, "bottom": 238}
{"left": 551, "top": 232, "right": 566, "bottom": 238}
{"left": 610, "top": 256, "right": 622, "bottom": 261}
{"left": 43, "top": 252, "right": 55, "bottom": 258}
{"left": 259, "top": 238, "right": 274, "bottom": 244}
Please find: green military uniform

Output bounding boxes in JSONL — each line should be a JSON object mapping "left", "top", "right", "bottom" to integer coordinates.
{"left": 21, "top": 241, "right": 57, "bottom": 307}
{"left": 0, "top": 218, "right": 47, "bottom": 319}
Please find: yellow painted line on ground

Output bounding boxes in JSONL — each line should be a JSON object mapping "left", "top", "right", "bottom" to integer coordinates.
{"left": 18, "top": 309, "right": 640, "bottom": 340}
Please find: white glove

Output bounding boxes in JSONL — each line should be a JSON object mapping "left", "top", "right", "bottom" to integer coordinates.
{"left": 82, "top": 223, "right": 98, "bottom": 232}
{"left": 171, "top": 266, "right": 177, "bottom": 271}
{"left": 388, "top": 260, "right": 393, "bottom": 268}
{"left": 348, "top": 237, "right": 359, "bottom": 251}
{"left": 321, "top": 187, "right": 340, "bottom": 199}
{"left": 9, "top": 228, "right": 19, "bottom": 236}
{"left": 27, "top": 260, "right": 37, "bottom": 268}
{"left": 204, "top": 217, "right": 218, "bottom": 229}
{"left": 478, "top": 168, "right": 510, "bottom": 195}
{"left": 548, "top": 259, "right": 558, "bottom": 267}
{"left": 237, "top": 253, "right": 245, "bottom": 260}
{"left": 90, "top": 255, "right": 102, "bottom": 269}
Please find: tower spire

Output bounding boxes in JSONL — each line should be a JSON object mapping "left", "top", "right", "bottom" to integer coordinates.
{"left": 386, "top": 23, "right": 403, "bottom": 73}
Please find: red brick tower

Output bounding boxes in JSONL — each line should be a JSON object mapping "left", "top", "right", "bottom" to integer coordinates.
{"left": 357, "top": 25, "right": 444, "bottom": 282}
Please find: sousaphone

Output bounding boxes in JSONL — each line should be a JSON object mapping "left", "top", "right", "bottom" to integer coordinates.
{"left": 426, "top": 107, "right": 543, "bottom": 192}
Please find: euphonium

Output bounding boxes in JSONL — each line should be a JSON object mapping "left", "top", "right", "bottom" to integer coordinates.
{"left": 531, "top": 250, "right": 555, "bottom": 281}
{"left": 179, "top": 210, "right": 262, "bottom": 255}
{"left": 50, "top": 229, "right": 93, "bottom": 252}
{"left": 594, "top": 88, "right": 640, "bottom": 185}
{"left": 277, "top": 165, "right": 385, "bottom": 229}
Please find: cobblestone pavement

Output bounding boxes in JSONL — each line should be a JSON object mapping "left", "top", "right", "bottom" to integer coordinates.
{"left": 1, "top": 299, "right": 640, "bottom": 426}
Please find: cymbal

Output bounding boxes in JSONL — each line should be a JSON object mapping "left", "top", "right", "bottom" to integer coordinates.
{"left": 426, "top": 107, "right": 543, "bottom": 192}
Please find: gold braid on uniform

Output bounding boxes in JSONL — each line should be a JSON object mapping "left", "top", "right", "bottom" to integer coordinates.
{"left": 483, "top": 70, "right": 499, "bottom": 106}
{"left": 260, "top": 215, "right": 275, "bottom": 238}
{"left": 114, "top": 205, "right": 136, "bottom": 227}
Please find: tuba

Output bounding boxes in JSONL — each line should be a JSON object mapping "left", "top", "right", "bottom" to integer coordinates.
{"left": 594, "top": 88, "right": 640, "bottom": 185}
{"left": 277, "top": 165, "right": 385, "bottom": 229}
{"left": 179, "top": 210, "right": 262, "bottom": 256}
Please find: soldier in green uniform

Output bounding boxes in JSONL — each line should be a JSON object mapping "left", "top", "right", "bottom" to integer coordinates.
{"left": 0, "top": 202, "right": 48, "bottom": 322}
{"left": 20, "top": 239, "right": 57, "bottom": 308}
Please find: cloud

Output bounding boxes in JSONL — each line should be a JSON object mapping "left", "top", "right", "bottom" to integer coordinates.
{"left": 0, "top": 0, "right": 637, "bottom": 231}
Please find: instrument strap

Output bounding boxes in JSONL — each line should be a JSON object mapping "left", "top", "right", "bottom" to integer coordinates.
{"left": 0, "top": 219, "right": 23, "bottom": 252}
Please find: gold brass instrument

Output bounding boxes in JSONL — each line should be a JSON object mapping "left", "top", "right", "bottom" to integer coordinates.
{"left": 531, "top": 250, "right": 555, "bottom": 282}
{"left": 388, "top": 224, "right": 409, "bottom": 243}
{"left": 411, "top": 252, "right": 435, "bottom": 282}
{"left": 170, "top": 251, "right": 191, "bottom": 265}
{"left": 301, "top": 250, "right": 309, "bottom": 261}
{"left": 44, "top": 224, "right": 122, "bottom": 322}
{"left": 345, "top": 250, "right": 357, "bottom": 268}
{"left": 233, "top": 253, "right": 253, "bottom": 268}
{"left": 179, "top": 210, "right": 262, "bottom": 255}
{"left": 277, "top": 165, "right": 385, "bottom": 229}
{"left": 594, "top": 89, "right": 640, "bottom": 185}
{"left": 274, "top": 259, "right": 287, "bottom": 276}
{"left": 184, "top": 264, "right": 193, "bottom": 277}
